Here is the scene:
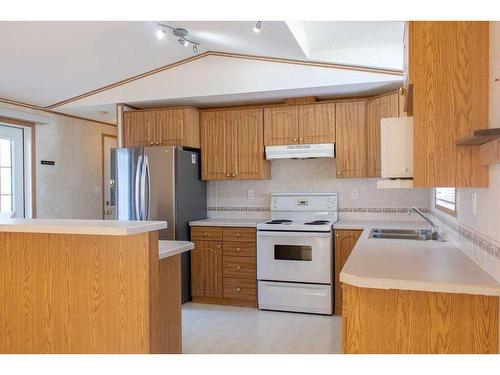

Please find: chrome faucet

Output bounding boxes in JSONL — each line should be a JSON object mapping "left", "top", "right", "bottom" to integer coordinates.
{"left": 406, "top": 207, "right": 439, "bottom": 235}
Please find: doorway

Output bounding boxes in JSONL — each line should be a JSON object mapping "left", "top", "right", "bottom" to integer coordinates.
{"left": 0, "top": 124, "right": 25, "bottom": 218}
{"left": 101, "top": 133, "right": 117, "bottom": 219}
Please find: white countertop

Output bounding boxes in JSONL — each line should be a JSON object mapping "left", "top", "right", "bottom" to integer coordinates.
{"left": 159, "top": 241, "right": 194, "bottom": 260}
{"left": 189, "top": 218, "right": 265, "bottom": 227}
{"left": 337, "top": 220, "right": 500, "bottom": 296}
{"left": 0, "top": 219, "right": 167, "bottom": 236}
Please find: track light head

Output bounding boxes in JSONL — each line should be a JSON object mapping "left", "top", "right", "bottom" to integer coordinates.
{"left": 253, "top": 21, "right": 262, "bottom": 33}
{"left": 178, "top": 38, "right": 189, "bottom": 47}
{"left": 193, "top": 44, "right": 199, "bottom": 53}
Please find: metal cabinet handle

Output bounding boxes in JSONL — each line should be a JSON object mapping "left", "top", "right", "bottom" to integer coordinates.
{"left": 232, "top": 173, "right": 236, "bottom": 177}
{"left": 336, "top": 233, "right": 339, "bottom": 238}
{"left": 236, "top": 233, "right": 240, "bottom": 237}
{"left": 204, "top": 232, "right": 208, "bottom": 236}
{"left": 217, "top": 244, "right": 221, "bottom": 248}
{"left": 236, "top": 265, "right": 241, "bottom": 270}
{"left": 150, "top": 142, "right": 154, "bottom": 145}
{"left": 226, "top": 174, "right": 230, "bottom": 177}
{"left": 299, "top": 137, "right": 303, "bottom": 142}
{"left": 236, "top": 288, "right": 241, "bottom": 292}
{"left": 337, "top": 171, "right": 342, "bottom": 175}
{"left": 293, "top": 138, "right": 297, "bottom": 142}
{"left": 236, "top": 248, "right": 240, "bottom": 252}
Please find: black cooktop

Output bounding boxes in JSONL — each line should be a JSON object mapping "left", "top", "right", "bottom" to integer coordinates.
{"left": 304, "top": 220, "right": 331, "bottom": 225}
{"left": 265, "top": 219, "right": 293, "bottom": 224}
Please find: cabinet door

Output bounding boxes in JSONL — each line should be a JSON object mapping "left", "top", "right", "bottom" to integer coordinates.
{"left": 154, "top": 109, "right": 184, "bottom": 145}
{"left": 122, "top": 111, "right": 154, "bottom": 147}
{"left": 366, "top": 93, "right": 400, "bottom": 177}
{"left": 200, "top": 111, "right": 228, "bottom": 180}
{"left": 334, "top": 229, "right": 362, "bottom": 315}
{"left": 191, "top": 240, "right": 223, "bottom": 298}
{"left": 226, "top": 108, "right": 268, "bottom": 179}
{"left": 263, "top": 106, "right": 298, "bottom": 146}
{"left": 298, "top": 103, "right": 335, "bottom": 144}
{"left": 335, "top": 101, "right": 368, "bottom": 178}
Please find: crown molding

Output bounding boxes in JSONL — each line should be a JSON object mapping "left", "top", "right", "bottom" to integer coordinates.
{"left": 0, "top": 97, "right": 116, "bottom": 127}
{"left": 46, "top": 51, "right": 404, "bottom": 109}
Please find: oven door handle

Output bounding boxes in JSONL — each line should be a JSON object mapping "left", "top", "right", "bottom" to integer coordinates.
{"left": 257, "top": 231, "right": 331, "bottom": 238}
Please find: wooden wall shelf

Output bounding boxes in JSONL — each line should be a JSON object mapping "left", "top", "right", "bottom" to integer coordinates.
{"left": 456, "top": 128, "right": 500, "bottom": 145}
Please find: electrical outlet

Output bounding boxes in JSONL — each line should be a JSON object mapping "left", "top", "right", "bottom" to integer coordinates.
{"left": 472, "top": 192, "right": 477, "bottom": 216}
{"left": 247, "top": 189, "right": 255, "bottom": 200}
{"left": 351, "top": 188, "right": 359, "bottom": 200}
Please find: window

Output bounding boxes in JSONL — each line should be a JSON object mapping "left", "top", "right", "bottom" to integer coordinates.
{"left": 0, "top": 125, "right": 25, "bottom": 217}
{"left": 435, "top": 187, "right": 456, "bottom": 216}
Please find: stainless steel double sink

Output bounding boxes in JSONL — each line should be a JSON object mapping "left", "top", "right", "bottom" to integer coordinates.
{"left": 368, "top": 228, "right": 446, "bottom": 242}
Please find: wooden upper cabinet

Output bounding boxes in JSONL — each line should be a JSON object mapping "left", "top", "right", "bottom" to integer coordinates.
{"left": 191, "top": 240, "right": 223, "bottom": 299}
{"left": 122, "top": 107, "right": 199, "bottom": 148}
{"left": 298, "top": 103, "right": 335, "bottom": 144}
{"left": 334, "top": 229, "right": 362, "bottom": 315}
{"left": 123, "top": 111, "right": 154, "bottom": 147}
{"left": 155, "top": 109, "right": 184, "bottom": 145}
{"left": 200, "top": 111, "right": 228, "bottom": 180}
{"left": 264, "top": 106, "right": 299, "bottom": 145}
{"left": 335, "top": 100, "right": 368, "bottom": 178}
{"left": 408, "top": 21, "right": 489, "bottom": 187}
{"left": 226, "top": 108, "right": 270, "bottom": 180}
{"left": 201, "top": 109, "right": 270, "bottom": 181}
{"left": 366, "top": 92, "right": 400, "bottom": 177}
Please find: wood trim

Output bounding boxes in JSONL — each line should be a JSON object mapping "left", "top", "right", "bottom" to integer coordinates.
{"left": 0, "top": 97, "right": 116, "bottom": 127}
{"left": 0, "top": 117, "right": 37, "bottom": 218}
{"left": 46, "top": 51, "right": 403, "bottom": 110}
{"left": 101, "top": 133, "right": 117, "bottom": 219}
{"left": 191, "top": 296, "right": 257, "bottom": 308}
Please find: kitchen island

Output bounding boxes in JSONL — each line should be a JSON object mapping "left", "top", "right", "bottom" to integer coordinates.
{"left": 337, "top": 220, "right": 500, "bottom": 354}
{"left": 0, "top": 219, "right": 189, "bottom": 354}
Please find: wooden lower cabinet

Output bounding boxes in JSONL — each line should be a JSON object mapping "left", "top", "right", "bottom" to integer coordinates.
{"left": 334, "top": 229, "right": 362, "bottom": 315}
{"left": 342, "top": 284, "right": 499, "bottom": 354}
{"left": 191, "top": 226, "right": 257, "bottom": 307}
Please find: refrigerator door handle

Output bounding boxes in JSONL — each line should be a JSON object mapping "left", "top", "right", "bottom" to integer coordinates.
{"left": 135, "top": 155, "right": 143, "bottom": 220}
{"left": 143, "top": 154, "right": 151, "bottom": 221}
{"left": 140, "top": 154, "right": 148, "bottom": 221}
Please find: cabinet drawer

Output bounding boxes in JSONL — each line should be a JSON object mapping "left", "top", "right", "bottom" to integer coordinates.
{"left": 223, "top": 242, "right": 256, "bottom": 258}
{"left": 223, "top": 277, "right": 256, "bottom": 301}
{"left": 223, "top": 256, "right": 256, "bottom": 278}
{"left": 191, "top": 226, "right": 223, "bottom": 241}
{"left": 222, "top": 227, "right": 256, "bottom": 242}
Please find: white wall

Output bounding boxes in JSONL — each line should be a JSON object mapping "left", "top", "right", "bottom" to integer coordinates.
{"left": 0, "top": 102, "right": 117, "bottom": 219}
{"left": 208, "top": 158, "right": 429, "bottom": 219}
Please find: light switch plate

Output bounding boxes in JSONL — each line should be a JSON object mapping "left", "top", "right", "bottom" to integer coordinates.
{"left": 247, "top": 189, "right": 255, "bottom": 200}
{"left": 472, "top": 192, "right": 477, "bottom": 216}
{"left": 351, "top": 188, "right": 359, "bottom": 200}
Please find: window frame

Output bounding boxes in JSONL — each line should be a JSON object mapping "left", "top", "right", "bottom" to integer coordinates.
{"left": 435, "top": 187, "right": 457, "bottom": 217}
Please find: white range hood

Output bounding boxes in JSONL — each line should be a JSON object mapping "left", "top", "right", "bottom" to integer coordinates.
{"left": 265, "top": 143, "right": 335, "bottom": 160}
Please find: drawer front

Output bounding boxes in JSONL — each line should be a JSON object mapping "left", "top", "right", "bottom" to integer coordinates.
{"left": 223, "top": 277, "right": 256, "bottom": 301}
{"left": 223, "top": 256, "right": 256, "bottom": 278}
{"left": 223, "top": 227, "right": 256, "bottom": 242}
{"left": 223, "top": 241, "right": 256, "bottom": 258}
{"left": 191, "top": 226, "right": 223, "bottom": 241}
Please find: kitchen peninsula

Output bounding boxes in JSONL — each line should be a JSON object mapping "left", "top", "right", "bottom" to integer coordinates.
{"left": 0, "top": 219, "right": 186, "bottom": 354}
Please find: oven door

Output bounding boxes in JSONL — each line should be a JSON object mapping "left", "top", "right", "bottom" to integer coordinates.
{"left": 257, "top": 231, "right": 332, "bottom": 284}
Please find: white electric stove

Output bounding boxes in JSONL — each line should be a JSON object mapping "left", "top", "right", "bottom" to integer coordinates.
{"left": 256, "top": 193, "right": 338, "bottom": 315}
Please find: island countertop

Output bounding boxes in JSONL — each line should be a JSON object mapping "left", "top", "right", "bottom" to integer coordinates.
{"left": 337, "top": 220, "right": 500, "bottom": 296}
{"left": 0, "top": 218, "right": 167, "bottom": 236}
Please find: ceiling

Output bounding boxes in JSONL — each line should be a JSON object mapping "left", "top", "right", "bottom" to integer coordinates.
{"left": 0, "top": 21, "right": 404, "bottom": 123}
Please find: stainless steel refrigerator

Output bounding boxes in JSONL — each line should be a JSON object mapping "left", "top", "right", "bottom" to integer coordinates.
{"left": 109, "top": 146, "right": 207, "bottom": 303}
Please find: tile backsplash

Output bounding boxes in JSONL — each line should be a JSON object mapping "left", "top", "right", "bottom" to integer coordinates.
{"left": 207, "top": 158, "right": 429, "bottom": 219}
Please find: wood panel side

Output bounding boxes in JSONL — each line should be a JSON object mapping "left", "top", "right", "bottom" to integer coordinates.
{"left": 411, "top": 21, "right": 489, "bottom": 187}
{"left": 0, "top": 232, "right": 154, "bottom": 353}
{"left": 159, "top": 254, "right": 182, "bottom": 354}
{"left": 342, "top": 284, "right": 499, "bottom": 354}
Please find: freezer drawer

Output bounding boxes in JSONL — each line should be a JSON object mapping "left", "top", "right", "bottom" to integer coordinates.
{"left": 258, "top": 281, "right": 333, "bottom": 315}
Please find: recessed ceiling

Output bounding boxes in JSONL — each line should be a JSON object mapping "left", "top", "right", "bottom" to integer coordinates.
{"left": 0, "top": 21, "right": 404, "bottom": 123}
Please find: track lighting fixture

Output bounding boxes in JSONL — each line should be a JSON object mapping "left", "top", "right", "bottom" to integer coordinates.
{"left": 156, "top": 23, "right": 200, "bottom": 53}
{"left": 253, "top": 21, "right": 262, "bottom": 33}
